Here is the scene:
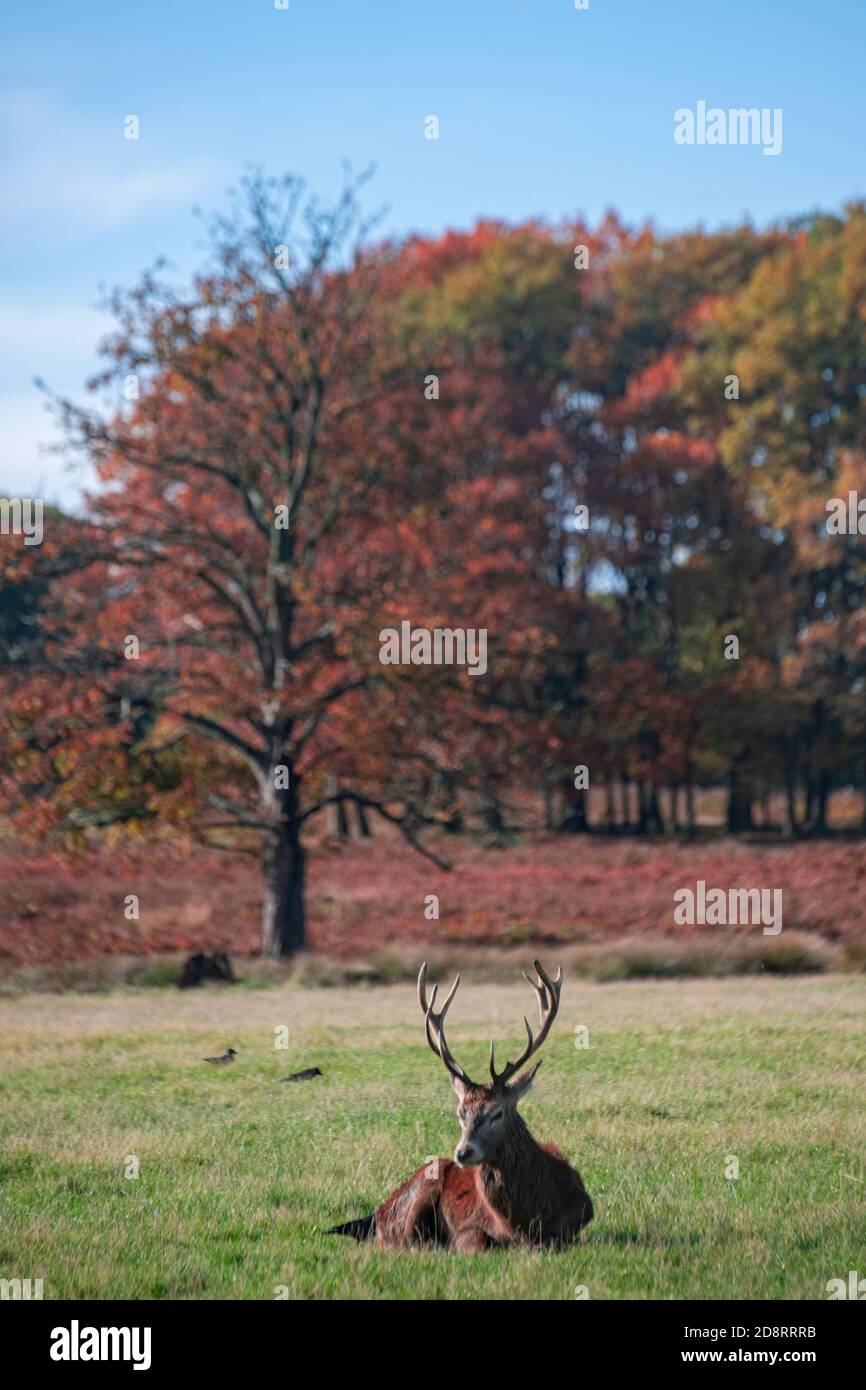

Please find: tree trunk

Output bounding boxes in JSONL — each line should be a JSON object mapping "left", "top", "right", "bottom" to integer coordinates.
{"left": 784, "top": 756, "right": 800, "bottom": 835}
{"left": 326, "top": 776, "right": 350, "bottom": 839}
{"left": 483, "top": 796, "right": 505, "bottom": 833}
{"left": 353, "top": 799, "right": 372, "bottom": 838}
{"left": 605, "top": 779, "right": 616, "bottom": 830}
{"left": 811, "top": 771, "right": 830, "bottom": 835}
{"left": 803, "top": 775, "right": 815, "bottom": 829}
{"left": 262, "top": 778, "right": 305, "bottom": 958}
{"left": 634, "top": 782, "right": 647, "bottom": 834}
{"left": 559, "top": 780, "right": 589, "bottom": 833}
{"left": 636, "top": 781, "right": 664, "bottom": 834}
{"left": 726, "top": 768, "right": 753, "bottom": 833}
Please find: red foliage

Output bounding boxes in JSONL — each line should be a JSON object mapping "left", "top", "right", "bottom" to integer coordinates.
{"left": 0, "top": 830, "right": 863, "bottom": 968}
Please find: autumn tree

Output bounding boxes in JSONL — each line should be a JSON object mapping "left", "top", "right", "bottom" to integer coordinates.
{"left": 681, "top": 206, "right": 866, "bottom": 828}
{"left": 17, "top": 171, "right": 478, "bottom": 955}
{"left": 6, "top": 174, "right": 573, "bottom": 953}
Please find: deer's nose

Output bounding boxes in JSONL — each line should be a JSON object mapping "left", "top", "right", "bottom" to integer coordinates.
{"left": 455, "top": 1145, "right": 479, "bottom": 1166}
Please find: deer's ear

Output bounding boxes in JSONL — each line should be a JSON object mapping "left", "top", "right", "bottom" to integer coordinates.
{"left": 450, "top": 1073, "right": 468, "bottom": 1098}
{"left": 507, "top": 1060, "right": 542, "bottom": 1105}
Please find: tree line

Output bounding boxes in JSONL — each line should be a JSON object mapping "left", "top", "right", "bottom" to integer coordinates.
{"left": 2, "top": 172, "right": 865, "bottom": 954}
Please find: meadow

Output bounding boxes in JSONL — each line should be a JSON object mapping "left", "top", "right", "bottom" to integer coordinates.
{"left": 1, "top": 973, "right": 864, "bottom": 1300}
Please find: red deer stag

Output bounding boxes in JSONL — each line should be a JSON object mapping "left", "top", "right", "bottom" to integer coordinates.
{"left": 328, "top": 960, "right": 593, "bottom": 1249}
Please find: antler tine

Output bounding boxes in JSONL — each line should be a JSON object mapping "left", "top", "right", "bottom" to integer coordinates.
{"left": 417, "top": 962, "right": 476, "bottom": 1086}
{"left": 418, "top": 963, "right": 445, "bottom": 1059}
{"left": 489, "top": 959, "right": 563, "bottom": 1086}
{"left": 522, "top": 958, "right": 563, "bottom": 1022}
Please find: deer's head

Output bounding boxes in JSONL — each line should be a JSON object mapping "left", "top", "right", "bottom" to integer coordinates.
{"left": 417, "top": 960, "right": 562, "bottom": 1168}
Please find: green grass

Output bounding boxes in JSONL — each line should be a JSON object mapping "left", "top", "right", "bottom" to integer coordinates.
{"left": 0, "top": 975, "right": 864, "bottom": 1299}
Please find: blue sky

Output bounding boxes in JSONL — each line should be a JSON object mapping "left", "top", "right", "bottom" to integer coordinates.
{"left": 2, "top": 0, "right": 865, "bottom": 506}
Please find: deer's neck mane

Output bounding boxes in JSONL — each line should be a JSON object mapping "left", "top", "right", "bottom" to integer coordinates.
{"left": 476, "top": 1113, "right": 561, "bottom": 1234}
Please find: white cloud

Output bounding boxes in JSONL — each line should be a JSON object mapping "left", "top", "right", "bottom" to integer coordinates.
{"left": 0, "top": 303, "right": 111, "bottom": 366}
{"left": 0, "top": 89, "right": 218, "bottom": 237}
{"left": 0, "top": 300, "right": 112, "bottom": 507}
{"left": 0, "top": 388, "right": 95, "bottom": 510}
{"left": 0, "top": 90, "right": 226, "bottom": 506}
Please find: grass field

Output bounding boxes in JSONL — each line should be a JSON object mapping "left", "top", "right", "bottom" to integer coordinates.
{"left": 1, "top": 974, "right": 864, "bottom": 1300}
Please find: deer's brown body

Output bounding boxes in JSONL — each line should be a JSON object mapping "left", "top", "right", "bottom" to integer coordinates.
{"left": 373, "top": 1133, "right": 592, "bottom": 1251}
{"left": 329, "top": 960, "right": 593, "bottom": 1250}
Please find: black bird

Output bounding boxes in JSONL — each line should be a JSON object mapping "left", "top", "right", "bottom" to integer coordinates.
{"left": 203, "top": 1047, "right": 238, "bottom": 1066}
{"left": 279, "top": 1066, "right": 322, "bottom": 1083}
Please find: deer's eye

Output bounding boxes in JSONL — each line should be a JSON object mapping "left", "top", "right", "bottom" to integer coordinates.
{"left": 489, "top": 1110, "right": 504, "bottom": 1123}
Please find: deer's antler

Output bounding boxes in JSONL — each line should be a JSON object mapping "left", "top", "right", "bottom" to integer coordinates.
{"left": 488, "top": 959, "right": 563, "bottom": 1087}
{"left": 417, "top": 962, "right": 478, "bottom": 1087}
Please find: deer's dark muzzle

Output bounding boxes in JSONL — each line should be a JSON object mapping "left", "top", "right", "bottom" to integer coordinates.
{"left": 455, "top": 1144, "right": 481, "bottom": 1167}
